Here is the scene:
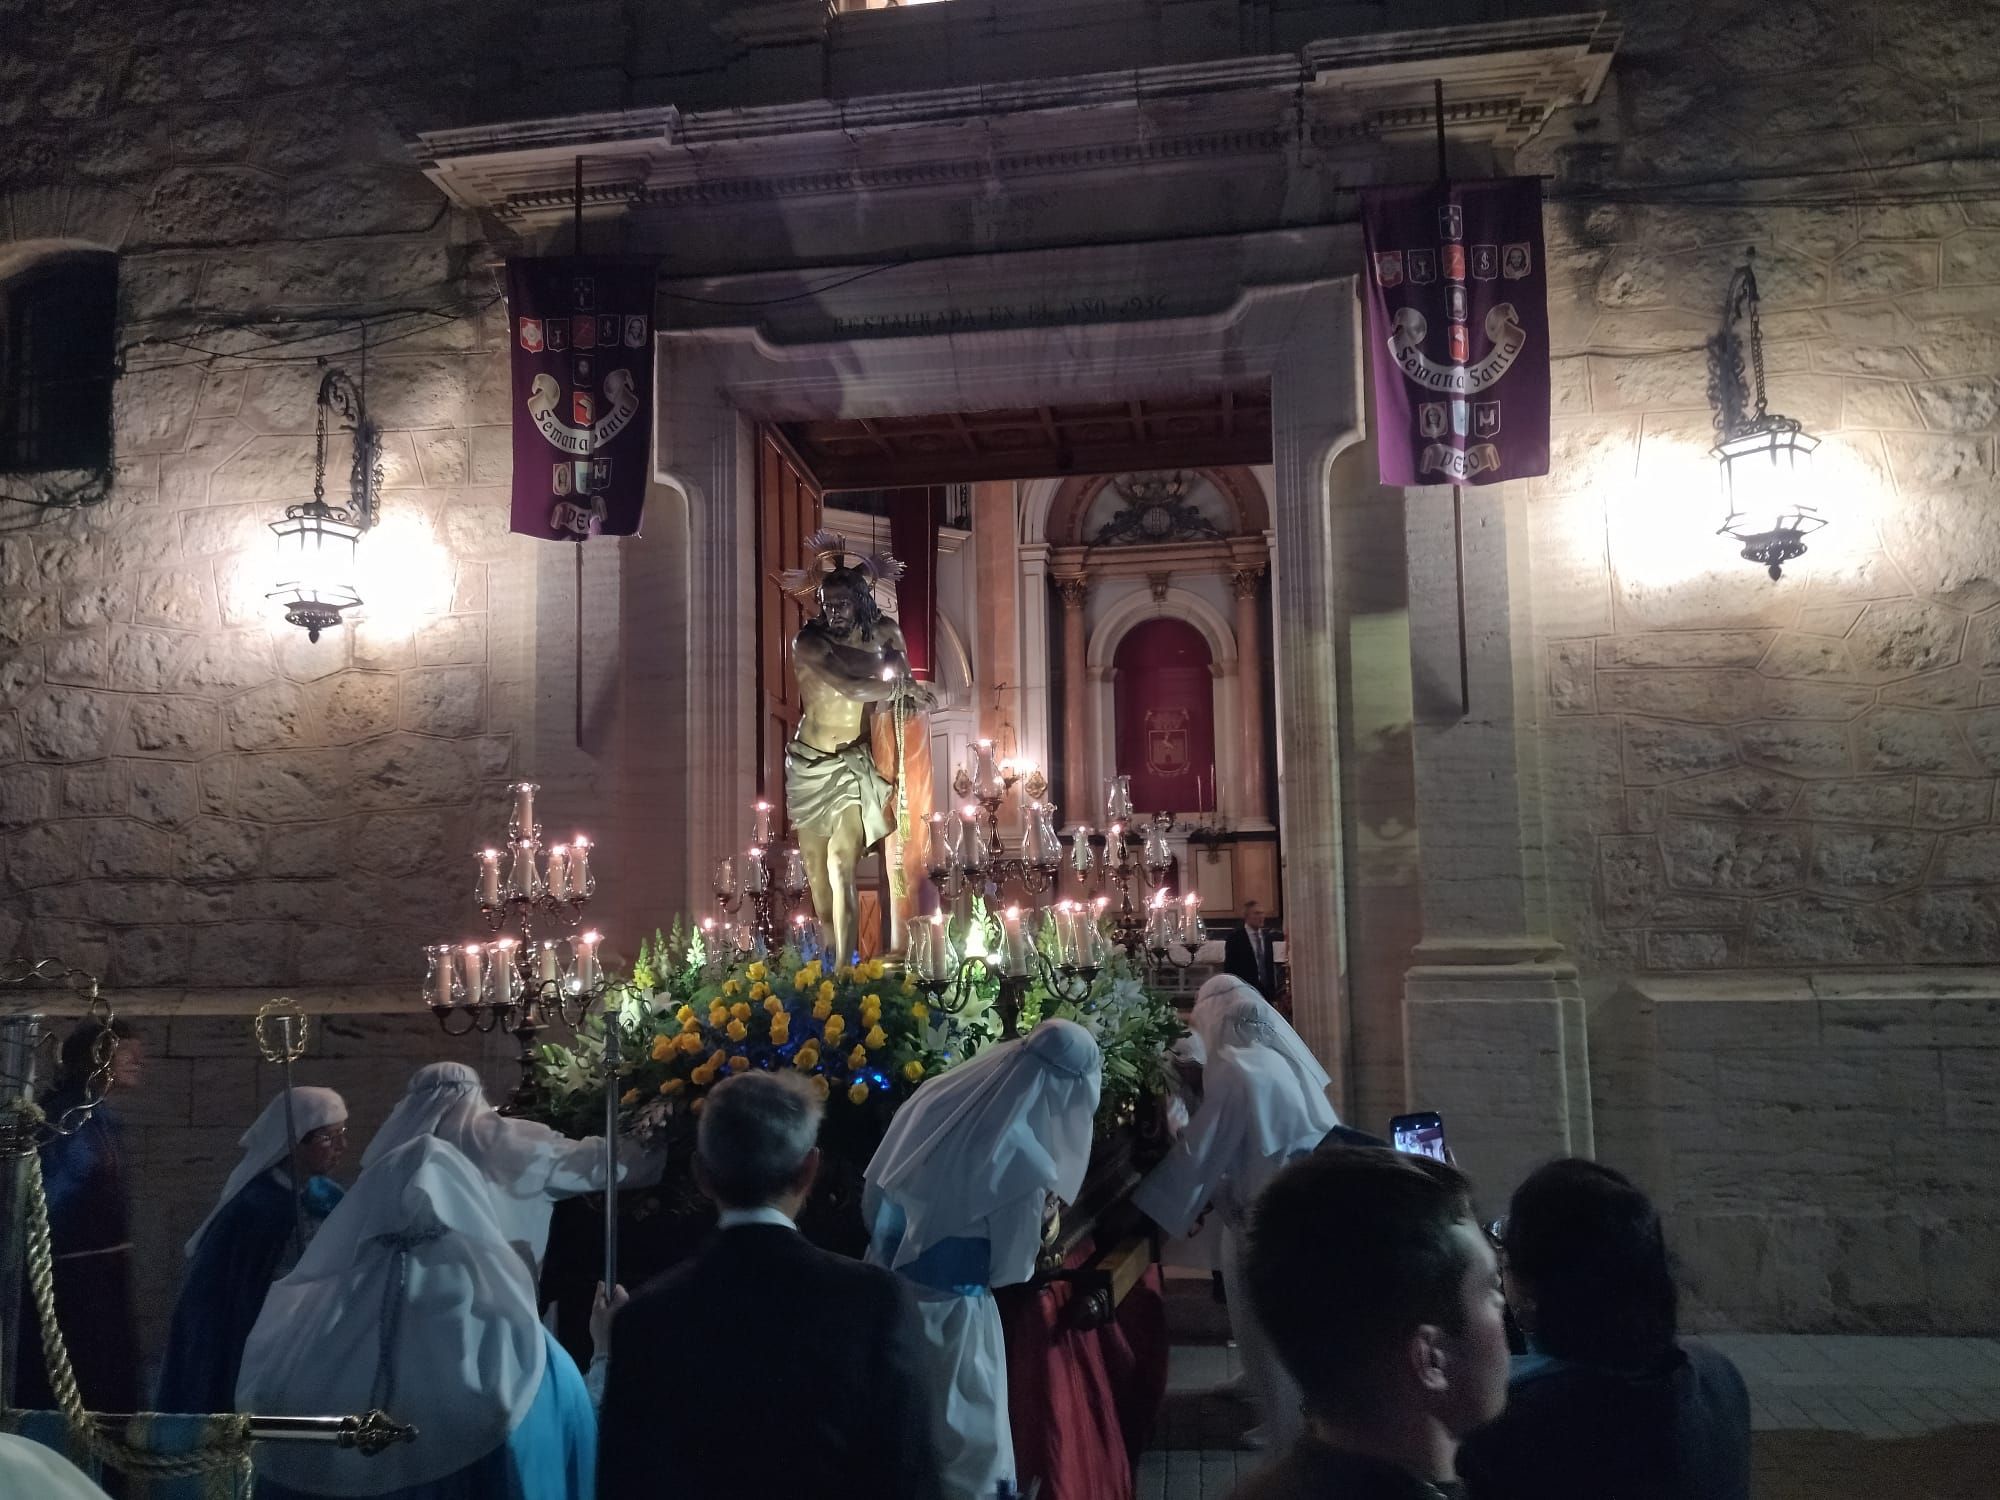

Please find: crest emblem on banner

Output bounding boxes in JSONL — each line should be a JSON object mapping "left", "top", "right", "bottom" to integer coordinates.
{"left": 572, "top": 316, "right": 596, "bottom": 350}
{"left": 573, "top": 277, "right": 595, "bottom": 311}
{"left": 1145, "top": 709, "right": 1191, "bottom": 776}
{"left": 553, "top": 463, "right": 574, "bottom": 496}
{"left": 1358, "top": 179, "right": 1551, "bottom": 487}
{"left": 623, "top": 315, "right": 646, "bottom": 348}
{"left": 547, "top": 320, "right": 568, "bottom": 352}
{"left": 517, "top": 318, "right": 544, "bottom": 353}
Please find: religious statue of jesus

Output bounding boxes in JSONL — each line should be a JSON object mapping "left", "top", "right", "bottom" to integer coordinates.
{"left": 781, "top": 533, "right": 934, "bottom": 966}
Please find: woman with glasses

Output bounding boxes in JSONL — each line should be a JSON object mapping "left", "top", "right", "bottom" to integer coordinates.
{"left": 1457, "top": 1158, "right": 1751, "bottom": 1500}
{"left": 156, "top": 1087, "right": 349, "bottom": 1414}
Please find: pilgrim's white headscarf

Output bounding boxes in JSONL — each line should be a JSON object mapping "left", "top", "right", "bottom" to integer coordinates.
{"left": 0, "top": 1435, "right": 113, "bottom": 1500}
{"left": 184, "top": 1086, "right": 347, "bottom": 1257}
{"left": 864, "top": 1018, "right": 1102, "bottom": 1286}
{"left": 1134, "top": 974, "right": 1338, "bottom": 1235}
{"left": 364, "top": 1059, "right": 641, "bottom": 1275}
{"left": 237, "top": 1136, "right": 547, "bottom": 1496}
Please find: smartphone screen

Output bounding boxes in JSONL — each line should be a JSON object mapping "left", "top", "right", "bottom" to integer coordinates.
{"left": 1389, "top": 1111, "right": 1447, "bottom": 1163}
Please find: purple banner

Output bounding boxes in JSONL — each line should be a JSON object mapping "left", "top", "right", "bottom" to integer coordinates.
{"left": 506, "top": 257, "right": 657, "bottom": 539}
{"left": 1360, "top": 178, "right": 1550, "bottom": 486}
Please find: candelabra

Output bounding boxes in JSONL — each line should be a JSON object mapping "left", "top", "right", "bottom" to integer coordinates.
{"left": 1063, "top": 789, "right": 1204, "bottom": 966}
{"left": 906, "top": 898, "right": 1109, "bottom": 1039}
{"left": 713, "top": 801, "right": 814, "bottom": 955}
{"left": 929, "top": 740, "right": 1064, "bottom": 903}
{"left": 424, "top": 781, "right": 608, "bottom": 1109}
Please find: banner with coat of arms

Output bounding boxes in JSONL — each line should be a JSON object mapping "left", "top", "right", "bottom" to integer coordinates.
{"left": 1359, "top": 179, "right": 1550, "bottom": 486}
{"left": 506, "top": 258, "right": 658, "bottom": 539}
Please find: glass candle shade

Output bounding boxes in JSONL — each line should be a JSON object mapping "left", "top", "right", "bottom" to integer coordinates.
{"left": 424, "top": 943, "right": 457, "bottom": 1007}
{"left": 476, "top": 849, "right": 502, "bottom": 909}
{"left": 506, "top": 839, "right": 542, "bottom": 902}
{"left": 543, "top": 845, "right": 570, "bottom": 904}
{"left": 780, "top": 847, "right": 810, "bottom": 898}
{"left": 751, "top": 801, "right": 774, "bottom": 846}
{"left": 1001, "top": 906, "right": 1028, "bottom": 977}
{"left": 568, "top": 836, "right": 594, "bottom": 900}
{"left": 460, "top": 944, "right": 487, "bottom": 1007}
{"left": 1104, "top": 775, "right": 1134, "bottom": 826}
{"left": 969, "top": 740, "right": 1005, "bottom": 801}
{"left": 1070, "top": 826, "right": 1095, "bottom": 877}
{"left": 713, "top": 856, "right": 737, "bottom": 899}
{"left": 508, "top": 782, "right": 538, "bottom": 841}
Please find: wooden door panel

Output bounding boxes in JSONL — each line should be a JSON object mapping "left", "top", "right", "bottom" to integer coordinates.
{"left": 755, "top": 427, "right": 822, "bottom": 837}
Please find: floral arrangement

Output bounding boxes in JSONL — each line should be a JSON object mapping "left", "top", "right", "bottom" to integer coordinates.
{"left": 527, "top": 914, "right": 1186, "bottom": 1153}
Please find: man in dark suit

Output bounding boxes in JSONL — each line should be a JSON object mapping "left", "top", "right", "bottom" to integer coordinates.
{"left": 1222, "top": 900, "right": 1280, "bottom": 999}
{"left": 598, "top": 1073, "right": 942, "bottom": 1499}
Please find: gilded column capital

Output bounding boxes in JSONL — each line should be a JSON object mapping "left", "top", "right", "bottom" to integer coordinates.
{"left": 1229, "top": 565, "right": 1265, "bottom": 600}
{"left": 1054, "top": 574, "right": 1090, "bottom": 609}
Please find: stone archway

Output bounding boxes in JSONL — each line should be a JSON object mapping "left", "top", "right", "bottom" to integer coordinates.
{"left": 636, "top": 267, "right": 1364, "bottom": 1098}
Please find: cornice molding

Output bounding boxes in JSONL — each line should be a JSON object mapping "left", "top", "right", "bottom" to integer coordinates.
{"left": 416, "top": 12, "right": 1618, "bottom": 222}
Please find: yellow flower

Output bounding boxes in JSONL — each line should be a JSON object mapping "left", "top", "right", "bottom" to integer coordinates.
{"left": 910, "top": 1001, "right": 928, "bottom": 1021}
{"left": 660, "top": 1078, "right": 686, "bottom": 1096}
{"left": 706, "top": 1050, "right": 727, "bottom": 1072}
{"left": 812, "top": 999, "right": 832, "bottom": 1021}
{"left": 746, "top": 961, "right": 768, "bottom": 982}
{"left": 848, "top": 1080, "right": 870, "bottom": 1105}
{"left": 708, "top": 1002, "right": 729, "bottom": 1025}
{"left": 649, "top": 1034, "right": 673, "bottom": 1062}
{"left": 691, "top": 1065, "right": 715, "bottom": 1087}
{"left": 729, "top": 1055, "right": 751, "bottom": 1074}
{"left": 901, "top": 977, "right": 917, "bottom": 995}
{"left": 620, "top": 1087, "right": 640, "bottom": 1106}
{"left": 793, "top": 970, "right": 812, "bottom": 991}
{"left": 823, "top": 1014, "right": 846, "bottom": 1043}
{"left": 763, "top": 995, "right": 785, "bottom": 1015}
{"left": 861, "top": 992, "right": 882, "bottom": 1013}
{"left": 809, "top": 1076, "right": 830, "bottom": 1100}
{"left": 793, "top": 1043, "right": 820, "bottom": 1071}
{"left": 726, "top": 1019, "right": 748, "bottom": 1042}
{"left": 770, "top": 1015, "right": 790, "bottom": 1045}
{"left": 749, "top": 982, "right": 770, "bottom": 1001}
{"left": 677, "top": 1032, "right": 704, "bottom": 1056}
{"left": 681, "top": 1016, "right": 701, "bottom": 1035}
{"left": 731, "top": 1001, "right": 752, "bottom": 1022}
{"left": 835, "top": 965, "right": 853, "bottom": 983}
{"left": 848, "top": 1044, "right": 867, "bottom": 1069}
{"left": 902, "top": 1060, "right": 926, "bottom": 1083}
{"left": 722, "top": 979, "right": 740, "bottom": 996}
{"left": 863, "top": 958, "right": 886, "bottom": 981}
{"left": 675, "top": 1004, "right": 694, "bottom": 1024}
{"left": 817, "top": 980, "right": 835, "bottom": 1005}
{"left": 865, "top": 1024, "right": 888, "bottom": 1051}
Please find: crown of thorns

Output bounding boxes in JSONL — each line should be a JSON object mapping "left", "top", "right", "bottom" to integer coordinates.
{"left": 775, "top": 530, "right": 905, "bottom": 600}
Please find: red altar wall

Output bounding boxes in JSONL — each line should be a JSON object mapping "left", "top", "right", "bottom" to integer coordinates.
{"left": 1113, "top": 618, "right": 1216, "bottom": 814}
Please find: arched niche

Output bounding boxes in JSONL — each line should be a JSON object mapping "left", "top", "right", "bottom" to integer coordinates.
{"left": 1084, "top": 584, "right": 1238, "bottom": 821}
{"left": 1042, "top": 465, "right": 1271, "bottom": 548}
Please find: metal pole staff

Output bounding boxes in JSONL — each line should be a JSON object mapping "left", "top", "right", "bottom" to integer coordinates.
{"left": 255, "top": 999, "right": 312, "bottom": 1257}
{"left": 601, "top": 992, "right": 620, "bottom": 1296}
{"left": 1436, "top": 77, "right": 1471, "bottom": 720}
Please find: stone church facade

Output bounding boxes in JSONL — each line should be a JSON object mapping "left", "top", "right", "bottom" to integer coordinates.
{"left": 3, "top": 0, "right": 1998, "bottom": 1347}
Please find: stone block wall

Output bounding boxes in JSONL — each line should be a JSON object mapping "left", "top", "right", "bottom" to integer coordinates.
{"left": 1517, "top": 0, "right": 2000, "bottom": 1329}
{"left": 1595, "top": 975, "right": 2000, "bottom": 1334}
{"left": 0, "top": 2, "right": 540, "bottom": 991}
{"left": 1521, "top": 0, "right": 2000, "bottom": 982}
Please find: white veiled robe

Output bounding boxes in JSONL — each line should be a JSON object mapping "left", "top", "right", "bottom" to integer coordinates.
{"left": 184, "top": 1086, "right": 347, "bottom": 1258}
{"left": 863, "top": 1018, "right": 1102, "bottom": 1500}
{"left": 362, "top": 1062, "right": 656, "bottom": 1277}
{"left": 1134, "top": 975, "right": 1338, "bottom": 1451}
{"left": 237, "top": 1137, "right": 548, "bottom": 1495}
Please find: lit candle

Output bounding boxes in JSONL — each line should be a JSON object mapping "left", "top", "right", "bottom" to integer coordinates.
{"left": 476, "top": 848, "right": 502, "bottom": 907}
{"left": 507, "top": 839, "right": 541, "bottom": 902}
{"left": 568, "top": 836, "right": 594, "bottom": 900}
{"left": 424, "top": 943, "right": 456, "bottom": 1007}
{"left": 780, "top": 847, "right": 809, "bottom": 897}
{"left": 746, "top": 846, "right": 769, "bottom": 894}
{"left": 509, "top": 782, "right": 538, "bottom": 839}
{"left": 1001, "top": 906, "right": 1028, "bottom": 976}
{"left": 960, "top": 807, "right": 986, "bottom": 874}
{"left": 461, "top": 943, "right": 485, "bottom": 1006}
{"left": 713, "top": 856, "right": 737, "bottom": 898}
{"left": 1181, "top": 893, "right": 1202, "bottom": 946}
{"left": 752, "top": 801, "right": 774, "bottom": 845}
{"left": 489, "top": 938, "right": 521, "bottom": 1003}
{"left": 544, "top": 844, "right": 570, "bottom": 903}
{"left": 927, "top": 913, "right": 947, "bottom": 981}
{"left": 1070, "top": 825, "right": 1095, "bottom": 877}
{"left": 537, "top": 939, "right": 563, "bottom": 987}
{"left": 570, "top": 929, "right": 602, "bottom": 993}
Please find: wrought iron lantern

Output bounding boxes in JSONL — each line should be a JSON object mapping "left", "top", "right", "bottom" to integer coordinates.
{"left": 269, "top": 365, "right": 380, "bottom": 640}
{"left": 1708, "top": 248, "right": 1822, "bottom": 580}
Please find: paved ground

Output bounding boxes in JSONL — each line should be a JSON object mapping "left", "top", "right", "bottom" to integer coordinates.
{"left": 1141, "top": 1335, "right": 2000, "bottom": 1499}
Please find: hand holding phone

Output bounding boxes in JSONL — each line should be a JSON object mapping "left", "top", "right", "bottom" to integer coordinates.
{"left": 1389, "top": 1110, "right": 1448, "bottom": 1163}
